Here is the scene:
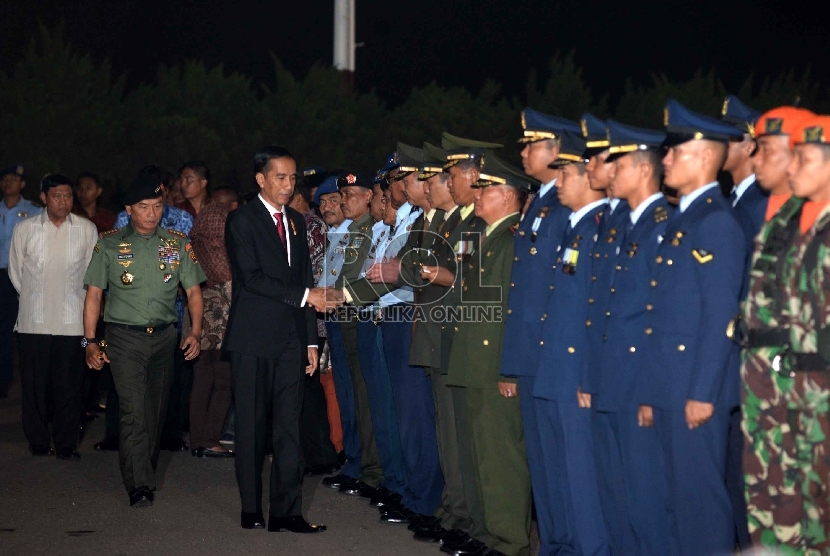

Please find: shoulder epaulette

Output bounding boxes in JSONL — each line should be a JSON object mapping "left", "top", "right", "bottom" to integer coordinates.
{"left": 167, "top": 229, "right": 187, "bottom": 238}
{"left": 653, "top": 205, "right": 668, "bottom": 223}
{"left": 99, "top": 228, "right": 120, "bottom": 238}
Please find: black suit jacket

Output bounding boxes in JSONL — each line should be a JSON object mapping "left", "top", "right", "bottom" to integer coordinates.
{"left": 223, "top": 198, "right": 317, "bottom": 359}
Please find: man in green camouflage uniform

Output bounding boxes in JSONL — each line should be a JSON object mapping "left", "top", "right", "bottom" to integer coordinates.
{"left": 741, "top": 113, "right": 830, "bottom": 554}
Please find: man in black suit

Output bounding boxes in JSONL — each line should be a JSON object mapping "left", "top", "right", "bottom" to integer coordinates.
{"left": 224, "top": 145, "right": 342, "bottom": 533}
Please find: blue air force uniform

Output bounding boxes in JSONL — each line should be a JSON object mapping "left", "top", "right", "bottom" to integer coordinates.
{"left": 499, "top": 109, "right": 579, "bottom": 555}
{"left": 637, "top": 99, "right": 746, "bottom": 556}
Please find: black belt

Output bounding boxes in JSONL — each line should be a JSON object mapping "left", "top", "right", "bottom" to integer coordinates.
{"left": 107, "top": 322, "right": 174, "bottom": 335}
{"left": 746, "top": 329, "right": 790, "bottom": 347}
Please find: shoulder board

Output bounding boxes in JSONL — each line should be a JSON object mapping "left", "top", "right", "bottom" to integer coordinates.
{"left": 99, "top": 228, "right": 121, "bottom": 238}
{"left": 653, "top": 205, "right": 668, "bottom": 223}
{"left": 167, "top": 229, "right": 187, "bottom": 238}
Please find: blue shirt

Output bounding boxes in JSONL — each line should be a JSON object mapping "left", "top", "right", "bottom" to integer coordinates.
{"left": 0, "top": 197, "right": 42, "bottom": 269}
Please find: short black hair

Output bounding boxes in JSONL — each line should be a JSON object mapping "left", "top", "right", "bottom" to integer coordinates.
{"left": 179, "top": 160, "right": 211, "bottom": 183}
{"left": 631, "top": 149, "right": 664, "bottom": 182}
{"left": 41, "top": 174, "right": 72, "bottom": 193}
{"left": 213, "top": 186, "right": 239, "bottom": 203}
{"left": 292, "top": 180, "right": 313, "bottom": 206}
{"left": 76, "top": 171, "right": 101, "bottom": 188}
{"left": 254, "top": 146, "right": 294, "bottom": 175}
{"left": 138, "top": 165, "right": 172, "bottom": 189}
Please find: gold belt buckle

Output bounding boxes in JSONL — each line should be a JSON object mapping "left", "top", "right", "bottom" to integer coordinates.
{"left": 146, "top": 327, "right": 154, "bottom": 334}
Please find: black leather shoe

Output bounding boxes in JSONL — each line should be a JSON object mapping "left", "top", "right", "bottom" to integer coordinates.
{"left": 441, "top": 538, "right": 486, "bottom": 555}
{"left": 163, "top": 438, "right": 189, "bottom": 452}
{"left": 439, "top": 529, "right": 473, "bottom": 546}
{"left": 379, "top": 507, "right": 412, "bottom": 524}
{"left": 322, "top": 473, "right": 354, "bottom": 489}
{"left": 30, "top": 444, "right": 55, "bottom": 456}
{"left": 94, "top": 436, "right": 119, "bottom": 451}
{"left": 56, "top": 448, "right": 81, "bottom": 461}
{"left": 267, "top": 515, "right": 326, "bottom": 533}
{"left": 129, "top": 487, "right": 153, "bottom": 508}
{"left": 407, "top": 514, "right": 440, "bottom": 531}
{"left": 241, "top": 512, "right": 266, "bottom": 529}
{"left": 192, "top": 447, "right": 234, "bottom": 458}
{"left": 368, "top": 486, "right": 401, "bottom": 508}
{"left": 339, "top": 480, "right": 374, "bottom": 496}
{"left": 413, "top": 524, "right": 449, "bottom": 542}
{"left": 304, "top": 463, "right": 340, "bottom": 476}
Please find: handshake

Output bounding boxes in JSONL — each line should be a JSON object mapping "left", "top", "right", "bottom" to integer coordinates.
{"left": 307, "top": 287, "right": 346, "bottom": 312}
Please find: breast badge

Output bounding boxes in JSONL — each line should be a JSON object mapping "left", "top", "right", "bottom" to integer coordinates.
{"left": 121, "top": 271, "right": 134, "bottom": 285}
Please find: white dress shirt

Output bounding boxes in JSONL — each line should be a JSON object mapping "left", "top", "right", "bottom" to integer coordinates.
{"left": 258, "top": 194, "right": 310, "bottom": 308}
{"left": 9, "top": 212, "right": 97, "bottom": 336}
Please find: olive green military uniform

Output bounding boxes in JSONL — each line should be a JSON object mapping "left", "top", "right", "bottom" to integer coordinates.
{"left": 447, "top": 213, "right": 531, "bottom": 556}
{"left": 335, "top": 211, "right": 384, "bottom": 487}
{"left": 84, "top": 223, "right": 206, "bottom": 492}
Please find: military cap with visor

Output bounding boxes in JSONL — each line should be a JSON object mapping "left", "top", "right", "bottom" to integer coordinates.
{"left": 473, "top": 156, "right": 535, "bottom": 193}
{"left": 662, "top": 99, "right": 744, "bottom": 147}
{"left": 518, "top": 107, "right": 582, "bottom": 144}
{"left": 419, "top": 142, "right": 448, "bottom": 180}
{"left": 720, "top": 95, "right": 762, "bottom": 136}
{"left": 442, "top": 132, "right": 503, "bottom": 170}
{"left": 547, "top": 130, "right": 588, "bottom": 168}
{"left": 604, "top": 120, "right": 666, "bottom": 163}
{"left": 580, "top": 113, "right": 610, "bottom": 158}
{"left": 392, "top": 142, "right": 424, "bottom": 181}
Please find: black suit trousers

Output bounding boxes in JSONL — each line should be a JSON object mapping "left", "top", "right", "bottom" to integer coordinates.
{"left": 300, "top": 337, "right": 338, "bottom": 467}
{"left": 230, "top": 335, "right": 305, "bottom": 517}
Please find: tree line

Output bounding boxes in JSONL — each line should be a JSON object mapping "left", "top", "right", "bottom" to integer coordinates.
{"left": 1, "top": 26, "right": 824, "bottom": 209}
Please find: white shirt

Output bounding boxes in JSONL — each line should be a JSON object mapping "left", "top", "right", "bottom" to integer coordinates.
{"left": 568, "top": 198, "right": 609, "bottom": 228}
{"left": 9, "top": 212, "right": 97, "bottom": 336}
{"left": 537, "top": 179, "right": 557, "bottom": 201}
{"left": 732, "top": 174, "right": 757, "bottom": 207}
{"left": 629, "top": 193, "right": 665, "bottom": 225}
{"left": 258, "top": 194, "right": 310, "bottom": 308}
{"left": 608, "top": 198, "right": 621, "bottom": 213}
{"left": 679, "top": 182, "right": 720, "bottom": 213}
{"left": 377, "top": 204, "right": 421, "bottom": 307}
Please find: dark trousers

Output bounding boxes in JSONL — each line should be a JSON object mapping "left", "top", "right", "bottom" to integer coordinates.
{"left": 382, "top": 318, "right": 443, "bottom": 516}
{"left": 230, "top": 340, "right": 305, "bottom": 517}
{"left": 356, "top": 320, "right": 404, "bottom": 494}
{"left": 592, "top": 409, "right": 669, "bottom": 555}
{"left": 104, "top": 370, "right": 119, "bottom": 438}
{"left": 162, "top": 333, "right": 189, "bottom": 442}
{"left": 18, "top": 333, "right": 84, "bottom": 450}
{"left": 325, "top": 320, "right": 361, "bottom": 480}
{"left": 189, "top": 349, "right": 232, "bottom": 449}
{"left": 537, "top": 398, "right": 609, "bottom": 556}
{"left": 430, "top": 370, "right": 473, "bottom": 532}
{"left": 726, "top": 406, "right": 751, "bottom": 549}
{"left": 300, "top": 337, "right": 338, "bottom": 467}
{"left": 451, "top": 386, "right": 491, "bottom": 544}
{"left": 0, "top": 271, "right": 17, "bottom": 394}
{"left": 107, "top": 325, "right": 176, "bottom": 492}
{"left": 653, "top": 407, "right": 733, "bottom": 556}
{"left": 340, "top": 319, "right": 383, "bottom": 487}
{"left": 467, "top": 388, "right": 531, "bottom": 556}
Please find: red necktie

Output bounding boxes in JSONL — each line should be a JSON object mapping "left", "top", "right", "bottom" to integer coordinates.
{"left": 274, "top": 212, "right": 287, "bottom": 249}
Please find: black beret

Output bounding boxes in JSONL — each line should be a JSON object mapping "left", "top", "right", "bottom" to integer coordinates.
{"left": 124, "top": 173, "right": 164, "bottom": 206}
{"left": 336, "top": 171, "right": 373, "bottom": 190}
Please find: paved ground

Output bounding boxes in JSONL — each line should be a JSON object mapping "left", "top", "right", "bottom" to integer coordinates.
{"left": 0, "top": 381, "right": 439, "bottom": 555}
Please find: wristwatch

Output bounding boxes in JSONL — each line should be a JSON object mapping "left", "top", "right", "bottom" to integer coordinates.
{"left": 81, "top": 337, "right": 99, "bottom": 348}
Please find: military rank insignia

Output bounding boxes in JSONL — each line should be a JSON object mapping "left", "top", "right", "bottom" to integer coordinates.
{"left": 692, "top": 249, "right": 713, "bottom": 264}
{"left": 653, "top": 206, "right": 668, "bottom": 223}
{"left": 562, "top": 246, "right": 579, "bottom": 275}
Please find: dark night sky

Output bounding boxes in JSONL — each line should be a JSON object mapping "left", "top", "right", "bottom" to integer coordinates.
{"left": 0, "top": 0, "right": 826, "bottom": 109}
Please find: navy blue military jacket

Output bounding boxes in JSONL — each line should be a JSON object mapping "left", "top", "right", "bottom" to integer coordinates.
{"left": 581, "top": 200, "right": 631, "bottom": 394}
{"left": 733, "top": 180, "right": 768, "bottom": 299}
{"left": 594, "top": 196, "right": 672, "bottom": 412}
{"left": 499, "top": 187, "right": 570, "bottom": 379}
{"left": 532, "top": 202, "right": 606, "bottom": 402}
{"left": 638, "top": 188, "right": 746, "bottom": 409}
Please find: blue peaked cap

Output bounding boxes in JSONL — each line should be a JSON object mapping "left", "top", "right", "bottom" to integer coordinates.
{"left": 606, "top": 120, "right": 666, "bottom": 162}
{"left": 663, "top": 99, "right": 744, "bottom": 147}
{"left": 721, "top": 95, "right": 762, "bottom": 135}
{"left": 518, "top": 107, "right": 582, "bottom": 143}
{"left": 580, "top": 113, "right": 610, "bottom": 157}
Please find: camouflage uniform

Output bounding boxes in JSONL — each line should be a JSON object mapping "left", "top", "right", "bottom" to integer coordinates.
{"left": 742, "top": 196, "right": 830, "bottom": 554}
